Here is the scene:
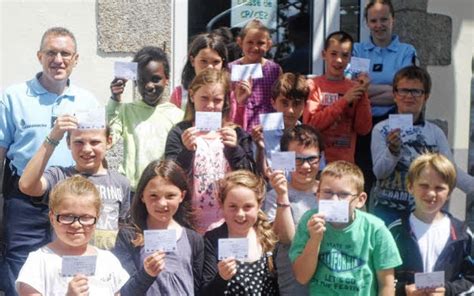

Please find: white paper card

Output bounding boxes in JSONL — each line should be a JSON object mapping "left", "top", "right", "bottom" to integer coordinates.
{"left": 259, "top": 112, "right": 284, "bottom": 131}
{"left": 271, "top": 151, "right": 296, "bottom": 172}
{"left": 349, "top": 57, "right": 371, "bottom": 74}
{"left": 114, "top": 61, "right": 138, "bottom": 80}
{"left": 319, "top": 200, "right": 349, "bottom": 223}
{"left": 415, "top": 271, "right": 445, "bottom": 289}
{"left": 389, "top": 114, "right": 413, "bottom": 131}
{"left": 75, "top": 107, "right": 106, "bottom": 130}
{"left": 218, "top": 238, "right": 249, "bottom": 260}
{"left": 231, "top": 63, "right": 263, "bottom": 81}
{"left": 144, "top": 229, "right": 177, "bottom": 253}
{"left": 195, "top": 112, "right": 222, "bottom": 131}
{"left": 61, "top": 255, "right": 97, "bottom": 277}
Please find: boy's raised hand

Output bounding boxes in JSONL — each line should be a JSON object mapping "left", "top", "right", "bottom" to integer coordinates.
{"left": 343, "top": 83, "right": 366, "bottom": 104}
{"left": 386, "top": 128, "right": 402, "bottom": 156}
{"left": 234, "top": 79, "right": 252, "bottom": 105}
{"left": 219, "top": 127, "right": 238, "bottom": 148}
{"left": 49, "top": 115, "right": 78, "bottom": 142}
{"left": 143, "top": 251, "right": 166, "bottom": 277}
{"left": 357, "top": 73, "right": 370, "bottom": 92}
{"left": 251, "top": 125, "right": 265, "bottom": 149}
{"left": 66, "top": 274, "right": 89, "bottom": 296}
{"left": 181, "top": 127, "right": 198, "bottom": 151}
{"left": 269, "top": 170, "right": 288, "bottom": 197}
{"left": 307, "top": 213, "right": 326, "bottom": 242}
{"left": 218, "top": 257, "right": 237, "bottom": 281}
{"left": 110, "top": 78, "right": 128, "bottom": 102}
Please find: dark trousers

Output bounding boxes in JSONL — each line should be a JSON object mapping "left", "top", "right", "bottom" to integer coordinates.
{"left": 0, "top": 173, "right": 51, "bottom": 296}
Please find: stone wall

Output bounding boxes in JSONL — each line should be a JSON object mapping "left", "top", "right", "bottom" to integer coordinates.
{"left": 392, "top": 0, "right": 451, "bottom": 67}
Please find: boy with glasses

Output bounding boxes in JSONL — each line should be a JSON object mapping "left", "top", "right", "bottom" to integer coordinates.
{"left": 371, "top": 66, "right": 474, "bottom": 225}
{"left": 290, "top": 161, "right": 402, "bottom": 295}
{"left": 263, "top": 124, "right": 323, "bottom": 295}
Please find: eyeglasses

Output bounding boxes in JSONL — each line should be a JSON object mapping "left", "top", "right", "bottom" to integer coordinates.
{"left": 295, "top": 155, "right": 321, "bottom": 166}
{"left": 55, "top": 214, "right": 97, "bottom": 226}
{"left": 318, "top": 190, "right": 359, "bottom": 200}
{"left": 43, "top": 50, "right": 75, "bottom": 61}
{"left": 394, "top": 88, "right": 425, "bottom": 98}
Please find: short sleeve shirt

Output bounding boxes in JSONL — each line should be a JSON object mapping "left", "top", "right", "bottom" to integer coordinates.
{"left": 0, "top": 73, "right": 99, "bottom": 175}
{"left": 44, "top": 166, "right": 131, "bottom": 249}
{"left": 289, "top": 209, "right": 402, "bottom": 296}
{"left": 16, "top": 246, "right": 129, "bottom": 295}
{"left": 353, "top": 35, "right": 416, "bottom": 116}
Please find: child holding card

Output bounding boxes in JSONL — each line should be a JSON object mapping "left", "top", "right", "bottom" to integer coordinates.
{"left": 19, "top": 112, "right": 130, "bottom": 250}
{"left": 114, "top": 160, "right": 204, "bottom": 295}
{"left": 229, "top": 19, "right": 282, "bottom": 133}
{"left": 371, "top": 66, "right": 474, "bottom": 225}
{"left": 290, "top": 161, "right": 402, "bottom": 295}
{"left": 165, "top": 68, "right": 255, "bottom": 234}
{"left": 352, "top": 0, "right": 418, "bottom": 198}
{"left": 202, "top": 170, "right": 278, "bottom": 295}
{"left": 251, "top": 72, "right": 310, "bottom": 176}
{"left": 16, "top": 176, "right": 129, "bottom": 295}
{"left": 108, "top": 46, "right": 184, "bottom": 192}
{"left": 263, "top": 125, "right": 323, "bottom": 295}
{"left": 303, "top": 31, "right": 372, "bottom": 164}
{"left": 388, "top": 153, "right": 474, "bottom": 295}
{"left": 170, "top": 32, "right": 228, "bottom": 111}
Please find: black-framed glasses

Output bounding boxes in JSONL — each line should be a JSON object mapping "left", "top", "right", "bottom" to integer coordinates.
{"left": 55, "top": 214, "right": 97, "bottom": 226}
{"left": 394, "top": 88, "right": 425, "bottom": 98}
{"left": 318, "top": 190, "right": 358, "bottom": 200}
{"left": 295, "top": 155, "right": 321, "bottom": 166}
{"left": 43, "top": 50, "right": 75, "bottom": 61}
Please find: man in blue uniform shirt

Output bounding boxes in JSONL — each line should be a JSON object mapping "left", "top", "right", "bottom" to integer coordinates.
{"left": 0, "top": 27, "right": 98, "bottom": 295}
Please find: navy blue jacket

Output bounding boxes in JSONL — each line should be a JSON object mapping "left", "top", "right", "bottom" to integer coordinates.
{"left": 389, "top": 212, "right": 474, "bottom": 295}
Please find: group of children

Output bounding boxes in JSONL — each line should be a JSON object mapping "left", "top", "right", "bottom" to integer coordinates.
{"left": 10, "top": 4, "right": 474, "bottom": 296}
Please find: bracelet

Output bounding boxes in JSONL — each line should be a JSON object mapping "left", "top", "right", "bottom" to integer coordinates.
{"left": 45, "top": 136, "right": 60, "bottom": 147}
{"left": 276, "top": 202, "right": 291, "bottom": 208}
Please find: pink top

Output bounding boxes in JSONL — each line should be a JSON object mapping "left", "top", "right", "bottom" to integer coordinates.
{"left": 229, "top": 59, "right": 281, "bottom": 133}
{"left": 192, "top": 134, "right": 229, "bottom": 233}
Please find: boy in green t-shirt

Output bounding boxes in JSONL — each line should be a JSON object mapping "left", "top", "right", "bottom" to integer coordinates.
{"left": 289, "top": 161, "right": 402, "bottom": 295}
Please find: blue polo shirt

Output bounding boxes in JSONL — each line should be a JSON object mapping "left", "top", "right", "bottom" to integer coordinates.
{"left": 0, "top": 73, "right": 99, "bottom": 175}
{"left": 353, "top": 35, "right": 416, "bottom": 117}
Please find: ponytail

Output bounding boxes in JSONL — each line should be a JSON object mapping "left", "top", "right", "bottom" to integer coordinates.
{"left": 255, "top": 209, "right": 278, "bottom": 273}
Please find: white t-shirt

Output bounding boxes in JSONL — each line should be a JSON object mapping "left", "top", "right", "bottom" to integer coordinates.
{"left": 409, "top": 213, "right": 450, "bottom": 272}
{"left": 16, "top": 246, "right": 129, "bottom": 295}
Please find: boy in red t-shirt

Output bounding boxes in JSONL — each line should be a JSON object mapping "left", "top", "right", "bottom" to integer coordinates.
{"left": 303, "top": 31, "right": 372, "bottom": 163}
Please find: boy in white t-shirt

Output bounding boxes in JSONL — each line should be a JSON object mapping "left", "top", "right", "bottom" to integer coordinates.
{"left": 389, "top": 153, "right": 474, "bottom": 295}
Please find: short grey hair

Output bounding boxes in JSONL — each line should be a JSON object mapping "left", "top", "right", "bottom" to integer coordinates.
{"left": 39, "top": 27, "right": 77, "bottom": 52}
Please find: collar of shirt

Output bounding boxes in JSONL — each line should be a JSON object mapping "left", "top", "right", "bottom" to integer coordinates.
{"left": 364, "top": 35, "right": 401, "bottom": 53}
{"left": 27, "top": 72, "right": 74, "bottom": 101}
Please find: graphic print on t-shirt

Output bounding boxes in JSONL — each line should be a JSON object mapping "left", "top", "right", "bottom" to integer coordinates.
{"left": 376, "top": 125, "right": 439, "bottom": 208}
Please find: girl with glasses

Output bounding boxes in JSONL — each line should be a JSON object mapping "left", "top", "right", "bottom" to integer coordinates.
{"left": 16, "top": 176, "right": 129, "bottom": 295}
